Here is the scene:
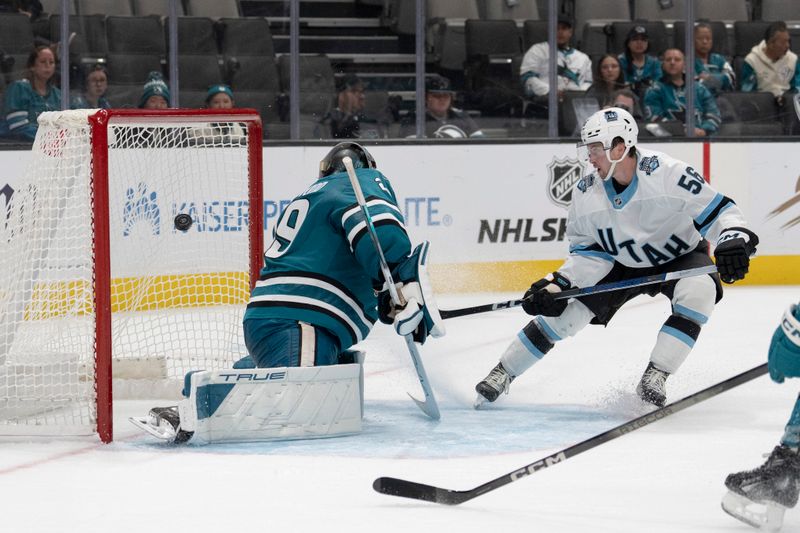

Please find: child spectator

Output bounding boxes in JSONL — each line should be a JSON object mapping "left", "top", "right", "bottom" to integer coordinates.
{"left": 71, "top": 64, "right": 111, "bottom": 110}
{"left": 138, "top": 71, "right": 170, "bottom": 109}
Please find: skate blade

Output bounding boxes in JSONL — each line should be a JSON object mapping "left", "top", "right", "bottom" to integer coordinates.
{"left": 128, "top": 416, "right": 178, "bottom": 442}
{"left": 721, "top": 490, "right": 786, "bottom": 532}
{"left": 473, "top": 394, "right": 489, "bottom": 410}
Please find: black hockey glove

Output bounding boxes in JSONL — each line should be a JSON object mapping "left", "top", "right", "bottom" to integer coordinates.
{"left": 521, "top": 272, "right": 572, "bottom": 317}
{"left": 714, "top": 227, "right": 759, "bottom": 284}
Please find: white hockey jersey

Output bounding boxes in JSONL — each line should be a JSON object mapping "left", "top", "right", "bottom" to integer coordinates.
{"left": 559, "top": 147, "right": 749, "bottom": 288}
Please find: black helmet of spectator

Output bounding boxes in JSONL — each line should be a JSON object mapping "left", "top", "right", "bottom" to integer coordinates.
{"left": 319, "top": 142, "right": 377, "bottom": 178}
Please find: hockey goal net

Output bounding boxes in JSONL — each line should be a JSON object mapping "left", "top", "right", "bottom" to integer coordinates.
{"left": 0, "top": 109, "right": 263, "bottom": 442}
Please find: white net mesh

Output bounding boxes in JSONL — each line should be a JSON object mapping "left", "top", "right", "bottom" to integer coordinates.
{"left": 0, "top": 110, "right": 258, "bottom": 437}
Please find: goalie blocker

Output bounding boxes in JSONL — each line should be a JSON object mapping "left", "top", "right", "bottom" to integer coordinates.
{"left": 130, "top": 354, "right": 365, "bottom": 444}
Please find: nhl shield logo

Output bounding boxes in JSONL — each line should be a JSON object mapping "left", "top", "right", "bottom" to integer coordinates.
{"left": 547, "top": 157, "right": 584, "bottom": 208}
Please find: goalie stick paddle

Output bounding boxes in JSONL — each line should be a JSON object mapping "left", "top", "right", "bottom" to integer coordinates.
{"left": 373, "top": 361, "right": 768, "bottom": 505}
{"left": 440, "top": 264, "right": 718, "bottom": 320}
{"left": 342, "top": 157, "right": 440, "bottom": 421}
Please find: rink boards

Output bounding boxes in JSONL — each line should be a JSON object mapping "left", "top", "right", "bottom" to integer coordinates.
{"left": 0, "top": 141, "right": 797, "bottom": 296}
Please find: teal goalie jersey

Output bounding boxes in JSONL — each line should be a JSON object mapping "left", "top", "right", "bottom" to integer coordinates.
{"left": 244, "top": 168, "right": 411, "bottom": 350}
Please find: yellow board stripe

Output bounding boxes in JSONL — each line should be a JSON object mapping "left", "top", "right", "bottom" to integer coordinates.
{"left": 428, "top": 255, "right": 800, "bottom": 293}
{"left": 19, "top": 255, "right": 800, "bottom": 319}
{"left": 25, "top": 272, "right": 250, "bottom": 319}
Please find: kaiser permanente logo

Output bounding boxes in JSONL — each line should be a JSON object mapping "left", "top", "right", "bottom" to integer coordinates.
{"left": 546, "top": 157, "right": 584, "bottom": 208}
{"left": 123, "top": 182, "right": 161, "bottom": 236}
{"left": 767, "top": 175, "right": 800, "bottom": 230}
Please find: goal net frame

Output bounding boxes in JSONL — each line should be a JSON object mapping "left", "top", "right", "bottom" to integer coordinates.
{"left": 2, "top": 108, "right": 263, "bottom": 443}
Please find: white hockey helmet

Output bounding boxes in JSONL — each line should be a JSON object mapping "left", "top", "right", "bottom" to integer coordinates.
{"left": 578, "top": 107, "right": 638, "bottom": 154}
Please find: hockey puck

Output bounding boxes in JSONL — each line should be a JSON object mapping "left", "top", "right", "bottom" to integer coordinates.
{"left": 174, "top": 213, "right": 193, "bottom": 232}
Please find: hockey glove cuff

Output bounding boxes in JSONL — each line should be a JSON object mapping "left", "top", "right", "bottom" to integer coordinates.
{"left": 769, "top": 303, "right": 800, "bottom": 384}
{"left": 378, "top": 241, "right": 445, "bottom": 344}
{"left": 714, "top": 227, "right": 759, "bottom": 284}
{"left": 521, "top": 272, "right": 572, "bottom": 317}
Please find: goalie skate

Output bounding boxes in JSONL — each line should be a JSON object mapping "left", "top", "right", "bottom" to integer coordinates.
{"left": 129, "top": 406, "right": 193, "bottom": 444}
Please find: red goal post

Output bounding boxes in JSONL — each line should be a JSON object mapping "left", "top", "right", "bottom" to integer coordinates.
{"left": 0, "top": 109, "right": 263, "bottom": 442}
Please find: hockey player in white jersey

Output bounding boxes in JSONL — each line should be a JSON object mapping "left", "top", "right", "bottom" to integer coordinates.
{"left": 475, "top": 107, "right": 758, "bottom": 408}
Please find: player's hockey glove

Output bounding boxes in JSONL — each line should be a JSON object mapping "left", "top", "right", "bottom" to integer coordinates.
{"left": 714, "top": 227, "right": 759, "bottom": 284}
{"left": 768, "top": 302, "right": 800, "bottom": 384}
{"left": 378, "top": 241, "right": 445, "bottom": 344}
{"left": 521, "top": 272, "right": 571, "bottom": 317}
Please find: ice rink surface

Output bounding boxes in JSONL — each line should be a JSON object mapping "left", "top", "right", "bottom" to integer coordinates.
{"left": 1, "top": 286, "right": 798, "bottom": 533}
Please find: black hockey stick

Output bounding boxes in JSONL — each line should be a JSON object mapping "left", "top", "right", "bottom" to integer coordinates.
{"left": 440, "top": 265, "right": 718, "bottom": 319}
{"left": 373, "top": 362, "right": 768, "bottom": 505}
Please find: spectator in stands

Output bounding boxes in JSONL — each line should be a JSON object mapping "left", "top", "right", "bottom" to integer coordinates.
{"left": 317, "top": 74, "right": 393, "bottom": 139}
{"left": 0, "top": 0, "right": 43, "bottom": 20}
{"left": 2, "top": 45, "right": 60, "bottom": 141}
{"left": 70, "top": 64, "right": 111, "bottom": 110}
{"left": 205, "top": 84, "right": 235, "bottom": 109}
{"left": 693, "top": 22, "right": 734, "bottom": 95}
{"left": 618, "top": 25, "right": 662, "bottom": 99}
{"left": 610, "top": 88, "right": 643, "bottom": 120}
{"left": 191, "top": 84, "right": 245, "bottom": 143}
{"left": 138, "top": 71, "right": 170, "bottom": 109}
{"left": 741, "top": 21, "right": 800, "bottom": 133}
{"left": 644, "top": 48, "right": 720, "bottom": 137}
{"left": 319, "top": 74, "right": 366, "bottom": 138}
{"left": 520, "top": 15, "right": 592, "bottom": 109}
{"left": 400, "top": 75, "right": 484, "bottom": 138}
{"left": 586, "top": 54, "right": 629, "bottom": 108}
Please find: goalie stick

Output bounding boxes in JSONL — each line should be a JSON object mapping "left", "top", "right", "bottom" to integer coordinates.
{"left": 440, "top": 264, "right": 718, "bottom": 320}
{"left": 342, "top": 157, "right": 440, "bottom": 421}
{"left": 374, "top": 362, "right": 768, "bottom": 505}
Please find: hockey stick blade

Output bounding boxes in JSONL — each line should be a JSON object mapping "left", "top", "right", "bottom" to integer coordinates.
{"left": 440, "top": 265, "right": 718, "bottom": 320}
{"left": 373, "top": 362, "right": 767, "bottom": 505}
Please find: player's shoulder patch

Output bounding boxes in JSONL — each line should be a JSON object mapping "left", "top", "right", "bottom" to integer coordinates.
{"left": 576, "top": 174, "right": 595, "bottom": 193}
{"left": 638, "top": 155, "right": 660, "bottom": 176}
{"left": 301, "top": 180, "right": 329, "bottom": 196}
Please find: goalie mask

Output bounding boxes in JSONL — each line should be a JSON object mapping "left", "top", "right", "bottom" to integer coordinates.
{"left": 576, "top": 107, "right": 638, "bottom": 180}
{"left": 319, "top": 142, "right": 377, "bottom": 178}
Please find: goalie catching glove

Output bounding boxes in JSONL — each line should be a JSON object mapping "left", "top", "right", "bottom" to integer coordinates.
{"left": 378, "top": 241, "right": 445, "bottom": 344}
{"left": 714, "top": 227, "right": 759, "bottom": 284}
{"left": 768, "top": 302, "right": 800, "bottom": 384}
{"left": 521, "top": 272, "right": 572, "bottom": 316}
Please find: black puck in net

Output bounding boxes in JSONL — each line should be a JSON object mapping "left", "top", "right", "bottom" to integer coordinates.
{"left": 174, "top": 213, "right": 193, "bottom": 232}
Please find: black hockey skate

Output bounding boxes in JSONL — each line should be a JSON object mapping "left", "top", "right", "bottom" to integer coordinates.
{"left": 722, "top": 445, "right": 800, "bottom": 531}
{"left": 474, "top": 363, "right": 514, "bottom": 408}
{"left": 635, "top": 362, "right": 669, "bottom": 407}
{"left": 129, "top": 406, "right": 194, "bottom": 444}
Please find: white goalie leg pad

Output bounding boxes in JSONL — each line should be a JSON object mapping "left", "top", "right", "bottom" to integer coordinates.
{"left": 178, "top": 364, "right": 363, "bottom": 444}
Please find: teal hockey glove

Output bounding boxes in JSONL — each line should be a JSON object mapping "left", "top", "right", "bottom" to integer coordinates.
{"left": 769, "top": 302, "right": 800, "bottom": 384}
